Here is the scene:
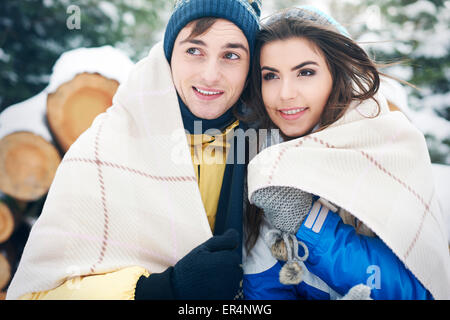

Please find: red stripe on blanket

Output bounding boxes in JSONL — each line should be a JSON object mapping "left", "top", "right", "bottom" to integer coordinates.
{"left": 90, "top": 122, "right": 109, "bottom": 273}
{"left": 404, "top": 191, "right": 435, "bottom": 260}
{"left": 62, "top": 158, "right": 197, "bottom": 182}
{"left": 267, "top": 139, "right": 305, "bottom": 185}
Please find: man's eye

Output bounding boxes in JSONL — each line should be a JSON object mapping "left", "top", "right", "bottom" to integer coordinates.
{"left": 262, "top": 73, "right": 278, "bottom": 80}
{"left": 187, "top": 48, "right": 201, "bottom": 55}
{"left": 224, "top": 52, "right": 239, "bottom": 60}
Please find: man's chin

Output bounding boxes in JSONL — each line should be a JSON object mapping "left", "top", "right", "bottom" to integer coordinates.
{"left": 188, "top": 105, "right": 231, "bottom": 120}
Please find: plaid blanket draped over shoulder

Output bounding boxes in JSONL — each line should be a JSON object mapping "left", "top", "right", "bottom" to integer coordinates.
{"left": 7, "top": 42, "right": 213, "bottom": 299}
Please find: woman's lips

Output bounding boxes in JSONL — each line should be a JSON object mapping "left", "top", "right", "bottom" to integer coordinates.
{"left": 192, "top": 86, "right": 224, "bottom": 100}
{"left": 278, "top": 107, "right": 307, "bottom": 120}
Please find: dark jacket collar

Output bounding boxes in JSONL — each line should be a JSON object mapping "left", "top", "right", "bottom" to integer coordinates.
{"left": 178, "top": 95, "right": 236, "bottom": 134}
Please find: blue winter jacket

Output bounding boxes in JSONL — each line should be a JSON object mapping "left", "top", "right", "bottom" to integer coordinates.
{"left": 243, "top": 198, "right": 433, "bottom": 300}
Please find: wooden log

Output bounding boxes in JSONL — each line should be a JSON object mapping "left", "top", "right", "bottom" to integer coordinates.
{"left": 0, "top": 132, "right": 61, "bottom": 201}
{"left": 0, "top": 192, "right": 27, "bottom": 244}
{"left": 46, "top": 72, "right": 119, "bottom": 152}
{"left": 0, "top": 89, "right": 61, "bottom": 201}
{"left": 0, "top": 252, "right": 11, "bottom": 291}
{"left": 0, "top": 223, "right": 31, "bottom": 293}
{"left": 0, "top": 200, "right": 14, "bottom": 244}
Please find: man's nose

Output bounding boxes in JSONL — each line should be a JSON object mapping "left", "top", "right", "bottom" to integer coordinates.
{"left": 200, "top": 58, "right": 221, "bottom": 85}
{"left": 279, "top": 79, "right": 298, "bottom": 101}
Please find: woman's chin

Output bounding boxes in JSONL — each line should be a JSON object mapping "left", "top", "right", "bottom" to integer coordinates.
{"left": 280, "top": 128, "right": 306, "bottom": 141}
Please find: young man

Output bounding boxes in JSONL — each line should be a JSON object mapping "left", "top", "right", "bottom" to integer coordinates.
{"left": 7, "top": 0, "right": 261, "bottom": 300}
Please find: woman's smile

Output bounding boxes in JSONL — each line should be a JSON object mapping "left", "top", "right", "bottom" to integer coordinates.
{"left": 278, "top": 107, "right": 308, "bottom": 120}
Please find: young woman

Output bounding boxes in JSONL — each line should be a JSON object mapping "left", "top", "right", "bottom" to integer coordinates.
{"left": 241, "top": 6, "right": 450, "bottom": 300}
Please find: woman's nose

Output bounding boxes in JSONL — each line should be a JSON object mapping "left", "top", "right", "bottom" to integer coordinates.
{"left": 279, "top": 79, "right": 298, "bottom": 101}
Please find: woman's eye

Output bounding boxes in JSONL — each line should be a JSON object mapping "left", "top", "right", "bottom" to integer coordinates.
{"left": 224, "top": 52, "right": 239, "bottom": 60}
{"left": 262, "top": 72, "right": 278, "bottom": 81}
{"left": 298, "top": 69, "right": 315, "bottom": 77}
{"left": 187, "top": 48, "right": 201, "bottom": 55}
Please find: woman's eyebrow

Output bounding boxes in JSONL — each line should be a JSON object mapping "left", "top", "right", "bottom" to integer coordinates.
{"left": 261, "top": 61, "right": 319, "bottom": 73}
{"left": 261, "top": 66, "right": 278, "bottom": 72}
{"left": 291, "top": 61, "right": 318, "bottom": 71}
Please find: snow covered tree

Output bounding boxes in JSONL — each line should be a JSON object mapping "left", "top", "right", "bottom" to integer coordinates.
{"left": 351, "top": 0, "right": 450, "bottom": 164}
{"left": 0, "top": 0, "right": 168, "bottom": 113}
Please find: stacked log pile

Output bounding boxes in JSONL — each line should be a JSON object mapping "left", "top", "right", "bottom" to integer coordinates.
{"left": 0, "top": 46, "right": 133, "bottom": 297}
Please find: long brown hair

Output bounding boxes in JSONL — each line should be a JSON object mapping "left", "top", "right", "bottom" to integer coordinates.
{"left": 241, "top": 10, "right": 383, "bottom": 253}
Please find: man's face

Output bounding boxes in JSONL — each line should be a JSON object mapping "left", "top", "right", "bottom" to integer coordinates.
{"left": 171, "top": 19, "right": 250, "bottom": 120}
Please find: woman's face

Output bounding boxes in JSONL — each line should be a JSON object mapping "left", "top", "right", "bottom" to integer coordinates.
{"left": 260, "top": 37, "right": 333, "bottom": 138}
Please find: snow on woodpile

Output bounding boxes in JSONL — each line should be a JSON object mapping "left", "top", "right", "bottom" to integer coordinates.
{"left": 46, "top": 45, "right": 134, "bottom": 94}
{"left": 0, "top": 46, "right": 134, "bottom": 141}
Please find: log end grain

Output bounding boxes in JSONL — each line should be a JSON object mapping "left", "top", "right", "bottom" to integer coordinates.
{"left": 0, "top": 202, "right": 14, "bottom": 244}
{"left": 0, "top": 131, "right": 61, "bottom": 201}
{"left": 47, "top": 72, "right": 120, "bottom": 152}
{"left": 0, "top": 253, "right": 11, "bottom": 291}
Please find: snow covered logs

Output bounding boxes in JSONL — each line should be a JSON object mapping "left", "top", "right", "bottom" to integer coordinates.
{"left": 0, "top": 90, "right": 60, "bottom": 202}
{"left": 47, "top": 73, "right": 119, "bottom": 153}
{"left": 0, "top": 191, "right": 28, "bottom": 296}
{"left": 0, "top": 193, "right": 25, "bottom": 244}
{"left": 0, "top": 46, "right": 133, "bottom": 291}
{"left": 0, "top": 46, "right": 133, "bottom": 200}
{"left": 45, "top": 46, "right": 133, "bottom": 153}
{"left": 0, "top": 45, "right": 134, "bottom": 224}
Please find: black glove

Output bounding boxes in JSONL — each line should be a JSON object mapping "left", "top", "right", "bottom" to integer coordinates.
{"left": 135, "top": 229, "right": 242, "bottom": 300}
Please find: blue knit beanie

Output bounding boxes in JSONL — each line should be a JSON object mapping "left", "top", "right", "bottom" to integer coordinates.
{"left": 163, "top": 0, "right": 262, "bottom": 62}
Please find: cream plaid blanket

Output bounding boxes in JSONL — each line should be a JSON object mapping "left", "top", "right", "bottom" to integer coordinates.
{"left": 7, "top": 42, "right": 213, "bottom": 299}
{"left": 247, "top": 94, "right": 450, "bottom": 299}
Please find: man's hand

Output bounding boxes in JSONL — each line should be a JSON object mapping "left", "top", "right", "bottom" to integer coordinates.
{"left": 135, "top": 229, "right": 242, "bottom": 300}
